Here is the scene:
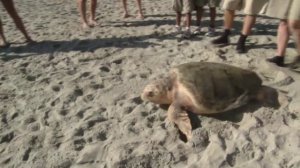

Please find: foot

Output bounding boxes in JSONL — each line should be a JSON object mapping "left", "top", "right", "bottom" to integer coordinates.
{"left": 123, "top": 12, "right": 130, "bottom": 18}
{"left": 81, "top": 22, "right": 90, "bottom": 29}
{"left": 182, "top": 29, "right": 191, "bottom": 39}
{"left": 0, "top": 42, "right": 10, "bottom": 49}
{"left": 205, "top": 27, "right": 215, "bottom": 37}
{"left": 212, "top": 35, "right": 229, "bottom": 46}
{"left": 88, "top": 19, "right": 98, "bottom": 27}
{"left": 174, "top": 26, "right": 182, "bottom": 34}
{"left": 193, "top": 27, "right": 201, "bottom": 35}
{"left": 266, "top": 56, "right": 285, "bottom": 67}
{"left": 137, "top": 13, "right": 144, "bottom": 19}
{"left": 236, "top": 42, "right": 246, "bottom": 53}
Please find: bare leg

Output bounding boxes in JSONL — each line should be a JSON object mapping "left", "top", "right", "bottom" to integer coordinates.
{"left": 236, "top": 15, "right": 257, "bottom": 53}
{"left": 185, "top": 13, "right": 191, "bottom": 29}
{"left": 168, "top": 103, "right": 192, "bottom": 140}
{"left": 136, "top": 0, "right": 144, "bottom": 19}
{"left": 277, "top": 20, "right": 289, "bottom": 56}
{"left": 176, "top": 12, "right": 182, "bottom": 27}
{"left": 266, "top": 20, "right": 290, "bottom": 67}
{"left": 289, "top": 20, "right": 300, "bottom": 68}
{"left": 241, "top": 15, "right": 256, "bottom": 36}
{"left": 196, "top": 7, "right": 203, "bottom": 27}
{"left": 0, "top": 19, "right": 9, "bottom": 47}
{"left": 289, "top": 20, "right": 300, "bottom": 55}
{"left": 1, "top": 0, "right": 33, "bottom": 42}
{"left": 224, "top": 9, "right": 235, "bottom": 30}
{"left": 122, "top": 0, "right": 130, "bottom": 18}
{"left": 77, "top": 0, "right": 89, "bottom": 28}
{"left": 89, "top": 0, "right": 97, "bottom": 26}
{"left": 209, "top": 7, "right": 216, "bottom": 28}
{"left": 212, "top": 9, "right": 234, "bottom": 45}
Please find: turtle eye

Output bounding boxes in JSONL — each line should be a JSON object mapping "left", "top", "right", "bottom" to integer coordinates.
{"left": 147, "top": 91, "right": 154, "bottom": 97}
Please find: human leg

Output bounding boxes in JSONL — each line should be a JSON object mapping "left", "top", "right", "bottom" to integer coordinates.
{"left": 89, "top": 0, "right": 97, "bottom": 26}
{"left": 236, "top": 15, "right": 256, "bottom": 53}
{"left": 122, "top": 0, "right": 130, "bottom": 18}
{"left": 0, "top": 19, "right": 9, "bottom": 47}
{"left": 193, "top": 7, "right": 203, "bottom": 35}
{"left": 212, "top": 9, "right": 235, "bottom": 45}
{"left": 1, "top": 0, "right": 33, "bottom": 42}
{"left": 136, "top": 0, "right": 144, "bottom": 19}
{"left": 77, "top": 0, "right": 89, "bottom": 28}
{"left": 267, "top": 20, "right": 290, "bottom": 67}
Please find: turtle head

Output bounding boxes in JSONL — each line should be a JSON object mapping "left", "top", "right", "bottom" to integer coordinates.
{"left": 141, "top": 77, "right": 172, "bottom": 104}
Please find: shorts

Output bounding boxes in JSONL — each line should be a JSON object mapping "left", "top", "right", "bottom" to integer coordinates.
{"left": 194, "top": 0, "right": 221, "bottom": 8}
{"left": 222, "top": 0, "right": 268, "bottom": 15}
{"left": 172, "top": 0, "right": 194, "bottom": 14}
{"left": 289, "top": 0, "right": 300, "bottom": 20}
{"left": 263, "top": 0, "right": 292, "bottom": 19}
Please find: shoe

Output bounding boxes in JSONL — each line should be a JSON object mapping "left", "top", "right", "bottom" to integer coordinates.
{"left": 236, "top": 42, "right": 246, "bottom": 53}
{"left": 289, "top": 56, "right": 300, "bottom": 70}
{"left": 205, "top": 27, "right": 215, "bottom": 37}
{"left": 193, "top": 27, "right": 201, "bottom": 35}
{"left": 266, "top": 56, "right": 284, "bottom": 67}
{"left": 182, "top": 29, "right": 192, "bottom": 39}
{"left": 175, "top": 26, "right": 182, "bottom": 34}
{"left": 212, "top": 35, "right": 229, "bottom": 46}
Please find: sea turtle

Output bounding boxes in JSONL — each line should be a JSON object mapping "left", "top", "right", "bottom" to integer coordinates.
{"left": 141, "top": 62, "right": 275, "bottom": 140}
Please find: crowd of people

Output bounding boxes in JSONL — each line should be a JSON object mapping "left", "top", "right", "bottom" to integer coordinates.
{"left": 0, "top": 0, "right": 299, "bottom": 70}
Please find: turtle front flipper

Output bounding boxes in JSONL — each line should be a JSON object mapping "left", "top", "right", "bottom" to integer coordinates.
{"left": 168, "top": 102, "right": 192, "bottom": 140}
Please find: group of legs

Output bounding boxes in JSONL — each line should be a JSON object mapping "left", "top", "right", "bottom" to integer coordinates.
{"left": 173, "top": 0, "right": 220, "bottom": 38}
{"left": 77, "top": 0, "right": 144, "bottom": 29}
{"left": 0, "top": 0, "right": 33, "bottom": 48}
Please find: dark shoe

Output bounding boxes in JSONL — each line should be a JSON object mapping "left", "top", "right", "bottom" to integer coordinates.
{"left": 212, "top": 35, "right": 229, "bottom": 46}
{"left": 266, "top": 56, "right": 284, "bottom": 67}
{"left": 236, "top": 42, "right": 246, "bottom": 53}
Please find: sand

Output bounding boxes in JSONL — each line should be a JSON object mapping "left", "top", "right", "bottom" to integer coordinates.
{"left": 0, "top": 0, "right": 300, "bottom": 167}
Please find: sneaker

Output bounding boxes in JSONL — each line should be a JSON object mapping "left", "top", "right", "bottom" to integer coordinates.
{"left": 205, "top": 27, "right": 215, "bottom": 37}
{"left": 236, "top": 42, "right": 246, "bottom": 53}
{"left": 175, "top": 26, "right": 182, "bottom": 34}
{"left": 266, "top": 56, "right": 284, "bottom": 67}
{"left": 182, "top": 29, "right": 192, "bottom": 39}
{"left": 212, "top": 35, "right": 229, "bottom": 46}
{"left": 193, "top": 27, "right": 201, "bottom": 35}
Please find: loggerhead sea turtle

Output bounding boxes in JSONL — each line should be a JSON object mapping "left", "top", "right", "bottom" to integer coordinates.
{"left": 141, "top": 62, "right": 276, "bottom": 140}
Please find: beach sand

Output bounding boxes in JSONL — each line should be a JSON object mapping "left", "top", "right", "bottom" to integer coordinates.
{"left": 0, "top": 0, "right": 300, "bottom": 167}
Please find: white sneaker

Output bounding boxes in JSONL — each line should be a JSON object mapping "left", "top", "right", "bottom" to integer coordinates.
{"left": 182, "top": 29, "right": 192, "bottom": 39}
{"left": 205, "top": 27, "right": 215, "bottom": 36}
{"left": 193, "top": 27, "right": 201, "bottom": 35}
{"left": 175, "top": 26, "right": 182, "bottom": 34}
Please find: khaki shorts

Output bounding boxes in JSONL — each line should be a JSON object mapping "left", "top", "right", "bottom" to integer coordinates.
{"left": 172, "top": 0, "right": 194, "bottom": 14}
{"left": 263, "top": 0, "right": 292, "bottom": 19}
{"left": 194, "top": 0, "right": 221, "bottom": 8}
{"left": 222, "top": 0, "right": 268, "bottom": 15}
{"left": 289, "top": 0, "right": 300, "bottom": 20}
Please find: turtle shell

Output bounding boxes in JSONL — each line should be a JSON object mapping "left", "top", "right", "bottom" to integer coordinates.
{"left": 171, "top": 62, "right": 262, "bottom": 113}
